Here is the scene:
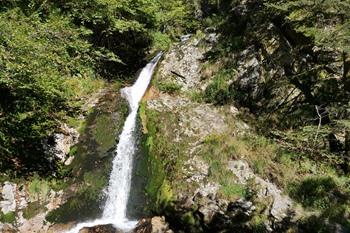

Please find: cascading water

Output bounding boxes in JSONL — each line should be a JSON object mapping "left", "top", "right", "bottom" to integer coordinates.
{"left": 66, "top": 52, "right": 162, "bottom": 233}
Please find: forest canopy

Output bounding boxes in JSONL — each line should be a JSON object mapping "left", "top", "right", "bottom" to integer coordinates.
{"left": 0, "top": 0, "right": 194, "bottom": 175}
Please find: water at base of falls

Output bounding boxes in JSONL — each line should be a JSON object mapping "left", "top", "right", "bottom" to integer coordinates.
{"left": 66, "top": 53, "right": 162, "bottom": 233}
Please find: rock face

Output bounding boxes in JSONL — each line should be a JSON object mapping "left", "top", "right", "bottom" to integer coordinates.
{"left": 134, "top": 217, "right": 173, "bottom": 233}
{"left": 156, "top": 37, "right": 209, "bottom": 91}
{"left": 45, "top": 123, "right": 79, "bottom": 165}
{"left": 141, "top": 31, "right": 304, "bottom": 232}
{"left": 0, "top": 181, "right": 65, "bottom": 232}
{"left": 228, "top": 160, "right": 295, "bottom": 223}
{"left": 0, "top": 182, "right": 16, "bottom": 214}
{"left": 79, "top": 224, "right": 123, "bottom": 233}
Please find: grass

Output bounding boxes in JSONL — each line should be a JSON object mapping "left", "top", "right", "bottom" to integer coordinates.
{"left": 156, "top": 81, "right": 182, "bottom": 94}
{"left": 204, "top": 71, "right": 233, "bottom": 105}
{"left": 28, "top": 175, "right": 50, "bottom": 203}
{"left": 23, "top": 201, "right": 42, "bottom": 219}
{"left": 0, "top": 211, "right": 16, "bottom": 224}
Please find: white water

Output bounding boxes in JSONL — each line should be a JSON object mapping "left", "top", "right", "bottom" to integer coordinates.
{"left": 66, "top": 53, "right": 162, "bottom": 233}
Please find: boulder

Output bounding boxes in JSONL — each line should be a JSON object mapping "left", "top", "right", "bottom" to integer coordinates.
{"left": 0, "top": 182, "right": 16, "bottom": 214}
{"left": 134, "top": 217, "right": 173, "bottom": 233}
{"left": 79, "top": 224, "right": 122, "bottom": 233}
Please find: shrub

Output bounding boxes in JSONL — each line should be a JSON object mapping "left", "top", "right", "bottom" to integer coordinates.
{"left": 204, "top": 69, "right": 235, "bottom": 105}
{"left": 157, "top": 81, "right": 182, "bottom": 94}
{"left": 288, "top": 176, "right": 344, "bottom": 210}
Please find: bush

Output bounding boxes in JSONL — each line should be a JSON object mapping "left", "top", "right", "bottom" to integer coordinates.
{"left": 157, "top": 81, "right": 182, "bottom": 94}
{"left": 0, "top": 9, "right": 97, "bottom": 175}
{"left": 204, "top": 69, "right": 235, "bottom": 105}
{"left": 288, "top": 176, "right": 345, "bottom": 210}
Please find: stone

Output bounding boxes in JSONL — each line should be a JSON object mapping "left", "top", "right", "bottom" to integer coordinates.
{"left": 0, "top": 224, "right": 17, "bottom": 233}
{"left": 0, "top": 182, "right": 16, "bottom": 214}
{"left": 228, "top": 160, "right": 294, "bottom": 222}
{"left": 79, "top": 224, "right": 122, "bottom": 233}
{"left": 198, "top": 201, "right": 220, "bottom": 224}
{"left": 180, "top": 34, "right": 192, "bottom": 42}
{"left": 52, "top": 123, "right": 79, "bottom": 162}
{"left": 134, "top": 217, "right": 172, "bottom": 233}
{"left": 227, "top": 199, "right": 256, "bottom": 217}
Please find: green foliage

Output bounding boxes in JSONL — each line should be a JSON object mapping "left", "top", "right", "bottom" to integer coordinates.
{"left": 204, "top": 69, "right": 235, "bottom": 105}
{"left": 0, "top": 0, "right": 194, "bottom": 176}
{"left": 0, "top": 8, "right": 97, "bottom": 174}
{"left": 0, "top": 211, "right": 16, "bottom": 224}
{"left": 139, "top": 103, "right": 174, "bottom": 211}
{"left": 46, "top": 172, "right": 108, "bottom": 223}
{"left": 288, "top": 176, "right": 348, "bottom": 210}
{"left": 23, "top": 201, "right": 42, "bottom": 220}
{"left": 28, "top": 175, "right": 50, "bottom": 202}
{"left": 157, "top": 81, "right": 182, "bottom": 94}
{"left": 266, "top": 0, "right": 350, "bottom": 53}
{"left": 151, "top": 31, "right": 172, "bottom": 51}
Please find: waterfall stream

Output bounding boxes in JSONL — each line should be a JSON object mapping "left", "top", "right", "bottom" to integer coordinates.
{"left": 66, "top": 53, "right": 162, "bottom": 233}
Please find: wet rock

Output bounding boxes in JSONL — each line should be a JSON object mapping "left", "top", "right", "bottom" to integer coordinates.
{"left": 0, "top": 182, "right": 16, "bottom": 214}
{"left": 205, "top": 33, "right": 217, "bottom": 44}
{"left": 192, "top": 183, "right": 221, "bottom": 224}
{"left": 198, "top": 201, "right": 220, "bottom": 224}
{"left": 134, "top": 217, "right": 173, "bottom": 233}
{"left": 79, "top": 224, "right": 122, "bottom": 233}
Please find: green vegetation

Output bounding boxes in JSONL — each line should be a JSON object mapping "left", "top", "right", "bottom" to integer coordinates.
{"left": 23, "top": 201, "right": 42, "bottom": 220}
{"left": 28, "top": 175, "right": 50, "bottom": 202}
{"left": 156, "top": 81, "right": 183, "bottom": 94}
{"left": 46, "top": 172, "right": 108, "bottom": 223}
{"left": 204, "top": 69, "right": 235, "bottom": 105}
{"left": 288, "top": 176, "right": 348, "bottom": 210}
{"left": 139, "top": 103, "right": 175, "bottom": 212}
{"left": 46, "top": 89, "right": 127, "bottom": 223}
{"left": 0, "top": 211, "right": 16, "bottom": 224}
{"left": 0, "top": 0, "right": 195, "bottom": 176}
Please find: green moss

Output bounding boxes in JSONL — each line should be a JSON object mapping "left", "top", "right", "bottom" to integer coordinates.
{"left": 139, "top": 103, "right": 175, "bottom": 212}
{"left": 0, "top": 211, "right": 16, "bottom": 224}
{"left": 93, "top": 114, "right": 116, "bottom": 153}
{"left": 181, "top": 211, "right": 197, "bottom": 225}
{"left": 46, "top": 172, "right": 108, "bottom": 223}
{"left": 69, "top": 145, "right": 78, "bottom": 157}
{"left": 221, "top": 183, "right": 246, "bottom": 199}
{"left": 23, "top": 201, "right": 42, "bottom": 220}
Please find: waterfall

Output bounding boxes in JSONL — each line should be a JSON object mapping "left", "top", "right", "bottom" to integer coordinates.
{"left": 66, "top": 53, "right": 162, "bottom": 233}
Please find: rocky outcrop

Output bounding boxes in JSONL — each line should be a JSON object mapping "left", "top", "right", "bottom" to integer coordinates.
{"left": 79, "top": 224, "right": 123, "bottom": 233}
{"left": 0, "top": 181, "right": 65, "bottom": 232}
{"left": 134, "top": 217, "right": 173, "bottom": 233}
{"left": 141, "top": 33, "right": 302, "bottom": 232}
{"left": 49, "top": 123, "right": 79, "bottom": 165}
{"left": 228, "top": 160, "right": 297, "bottom": 224}
{"left": 0, "top": 182, "right": 16, "bottom": 214}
